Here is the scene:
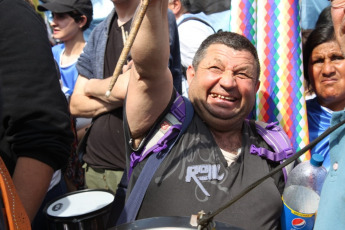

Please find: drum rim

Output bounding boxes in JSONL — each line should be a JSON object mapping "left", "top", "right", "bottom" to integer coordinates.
{"left": 113, "top": 216, "right": 238, "bottom": 230}
{"left": 43, "top": 189, "right": 114, "bottom": 222}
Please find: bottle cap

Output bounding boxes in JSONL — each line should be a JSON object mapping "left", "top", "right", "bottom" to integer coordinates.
{"left": 310, "top": 154, "right": 324, "bottom": 167}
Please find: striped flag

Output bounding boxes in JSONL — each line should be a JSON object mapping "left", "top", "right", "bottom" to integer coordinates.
{"left": 230, "top": 0, "right": 310, "bottom": 159}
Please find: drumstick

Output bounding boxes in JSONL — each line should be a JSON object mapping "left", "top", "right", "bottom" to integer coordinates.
{"left": 105, "top": 0, "right": 151, "bottom": 97}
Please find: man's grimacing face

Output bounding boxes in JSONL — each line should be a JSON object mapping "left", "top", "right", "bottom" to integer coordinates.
{"left": 187, "top": 44, "right": 260, "bottom": 131}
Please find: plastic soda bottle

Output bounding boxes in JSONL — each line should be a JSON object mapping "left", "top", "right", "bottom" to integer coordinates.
{"left": 281, "top": 154, "right": 327, "bottom": 230}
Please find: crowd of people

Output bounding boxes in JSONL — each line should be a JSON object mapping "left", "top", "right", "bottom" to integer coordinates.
{"left": 0, "top": 0, "right": 344, "bottom": 229}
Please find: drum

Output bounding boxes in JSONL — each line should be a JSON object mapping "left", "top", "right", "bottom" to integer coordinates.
{"left": 112, "top": 216, "right": 241, "bottom": 230}
{"left": 43, "top": 189, "right": 114, "bottom": 230}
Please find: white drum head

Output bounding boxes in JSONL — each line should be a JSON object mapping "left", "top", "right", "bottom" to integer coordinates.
{"left": 46, "top": 190, "right": 114, "bottom": 218}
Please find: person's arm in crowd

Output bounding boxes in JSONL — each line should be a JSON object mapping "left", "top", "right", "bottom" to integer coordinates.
{"left": 12, "top": 158, "right": 54, "bottom": 222}
{"left": 69, "top": 70, "right": 129, "bottom": 118}
{"left": 0, "top": 0, "right": 73, "bottom": 221}
{"left": 126, "top": 0, "right": 173, "bottom": 146}
{"left": 69, "top": 75, "right": 119, "bottom": 118}
{"left": 69, "top": 19, "right": 131, "bottom": 118}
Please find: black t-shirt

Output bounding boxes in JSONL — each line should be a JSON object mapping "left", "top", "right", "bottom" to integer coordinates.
{"left": 104, "top": 14, "right": 132, "bottom": 79}
{"left": 84, "top": 14, "right": 132, "bottom": 170}
{"left": 127, "top": 113, "right": 284, "bottom": 229}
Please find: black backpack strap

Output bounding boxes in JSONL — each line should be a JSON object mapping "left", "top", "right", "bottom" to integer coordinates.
{"left": 178, "top": 16, "right": 216, "bottom": 33}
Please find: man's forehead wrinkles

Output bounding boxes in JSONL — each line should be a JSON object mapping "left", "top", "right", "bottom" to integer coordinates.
{"left": 206, "top": 58, "right": 223, "bottom": 65}
{"left": 205, "top": 56, "right": 254, "bottom": 64}
{"left": 233, "top": 64, "right": 253, "bottom": 71}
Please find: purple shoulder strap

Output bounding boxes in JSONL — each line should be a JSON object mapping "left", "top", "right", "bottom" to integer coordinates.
{"left": 247, "top": 120, "right": 295, "bottom": 182}
{"left": 128, "top": 93, "right": 186, "bottom": 179}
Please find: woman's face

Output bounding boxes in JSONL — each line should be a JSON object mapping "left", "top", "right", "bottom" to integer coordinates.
{"left": 50, "top": 13, "right": 83, "bottom": 42}
{"left": 309, "top": 40, "right": 345, "bottom": 111}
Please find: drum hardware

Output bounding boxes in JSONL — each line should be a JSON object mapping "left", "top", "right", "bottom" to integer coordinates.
{"left": 43, "top": 189, "right": 114, "bottom": 230}
{"left": 112, "top": 216, "right": 238, "bottom": 230}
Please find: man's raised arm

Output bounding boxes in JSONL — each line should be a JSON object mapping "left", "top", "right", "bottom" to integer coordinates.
{"left": 126, "top": 0, "right": 173, "bottom": 142}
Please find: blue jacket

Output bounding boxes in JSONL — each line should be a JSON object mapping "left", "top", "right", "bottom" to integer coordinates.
{"left": 314, "top": 110, "right": 345, "bottom": 229}
{"left": 307, "top": 97, "right": 332, "bottom": 170}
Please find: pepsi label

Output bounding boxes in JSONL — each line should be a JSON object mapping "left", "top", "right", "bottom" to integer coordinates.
{"left": 281, "top": 198, "right": 315, "bottom": 230}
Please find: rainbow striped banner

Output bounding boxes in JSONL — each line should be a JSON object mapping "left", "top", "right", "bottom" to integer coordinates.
{"left": 230, "top": 0, "right": 257, "bottom": 45}
{"left": 230, "top": 0, "right": 310, "bottom": 158}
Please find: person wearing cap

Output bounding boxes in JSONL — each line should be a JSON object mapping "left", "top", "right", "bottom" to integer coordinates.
{"left": 38, "top": 0, "right": 93, "bottom": 228}
{"left": 38, "top": 0, "right": 93, "bottom": 193}
{"left": 38, "top": 0, "right": 93, "bottom": 97}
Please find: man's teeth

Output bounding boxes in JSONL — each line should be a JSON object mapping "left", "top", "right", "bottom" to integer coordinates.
{"left": 210, "top": 93, "right": 233, "bottom": 100}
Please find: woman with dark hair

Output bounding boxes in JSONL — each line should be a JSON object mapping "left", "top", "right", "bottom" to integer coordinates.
{"left": 315, "top": 6, "right": 332, "bottom": 28}
{"left": 303, "top": 7, "right": 345, "bottom": 171}
{"left": 303, "top": 24, "right": 336, "bottom": 96}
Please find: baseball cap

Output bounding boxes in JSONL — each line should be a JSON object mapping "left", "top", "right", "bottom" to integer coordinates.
{"left": 38, "top": 0, "right": 93, "bottom": 22}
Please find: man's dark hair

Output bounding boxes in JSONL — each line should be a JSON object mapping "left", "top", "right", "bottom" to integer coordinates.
{"left": 315, "top": 6, "right": 332, "bottom": 28}
{"left": 192, "top": 31, "right": 261, "bottom": 81}
{"left": 67, "top": 10, "right": 91, "bottom": 31}
{"left": 188, "top": 0, "right": 231, "bottom": 15}
{"left": 180, "top": 0, "right": 192, "bottom": 12}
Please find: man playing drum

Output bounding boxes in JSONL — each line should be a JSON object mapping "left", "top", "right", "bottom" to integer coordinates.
{"left": 114, "top": 0, "right": 294, "bottom": 229}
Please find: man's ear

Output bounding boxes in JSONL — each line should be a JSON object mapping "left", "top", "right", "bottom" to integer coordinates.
{"left": 168, "top": 0, "right": 182, "bottom": 16}
{"left": 255, "top": 80, "right": 260, "bottom": 93}
{"left": 78, "top": 15, "right": 87, "bottom": 29}
{"left": 186, "top": 65, "right": 195, "bottom": 85}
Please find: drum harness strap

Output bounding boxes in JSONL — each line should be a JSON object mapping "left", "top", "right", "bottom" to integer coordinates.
{"left": 115, "top": 93, "right": 193, "bottom": 226}
{"left": 0, "top": 157, "right": 31, "bottom": 230}
{"left": 113, "top": 93, "right": 295, "bottom": 227}
{"left": 247, "top": 119, "right": 295, "bottom": 182}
